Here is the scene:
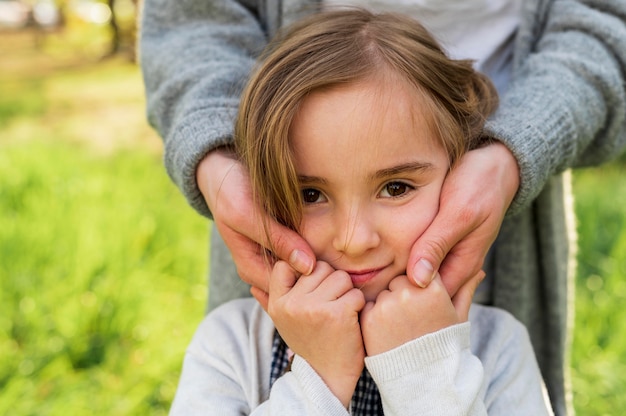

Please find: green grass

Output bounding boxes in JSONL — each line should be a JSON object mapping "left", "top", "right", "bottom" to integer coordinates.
{"left": 0, "top": 30, "right": 208, "bottom": 414}
{"left": 0, "top": 142, "right": 208, "bottom": 414}
{"left": 571, "top": 164, "right": 626, "bottom": 415}
{"left": 1, "top": 27, "right": 625, "bottom": 415}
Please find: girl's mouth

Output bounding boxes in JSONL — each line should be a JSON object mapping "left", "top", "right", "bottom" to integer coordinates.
{"left": 347, "top": 268, "right": 383, "bottom": 286}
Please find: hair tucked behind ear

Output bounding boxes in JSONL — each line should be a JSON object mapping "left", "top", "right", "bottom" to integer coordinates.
{"left": 235, "top": 8, "right": 499, "bottom": 240}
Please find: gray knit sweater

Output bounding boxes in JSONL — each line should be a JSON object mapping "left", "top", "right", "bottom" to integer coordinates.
{"left": 139, "top": 1, "right": 626, "bottom": 415}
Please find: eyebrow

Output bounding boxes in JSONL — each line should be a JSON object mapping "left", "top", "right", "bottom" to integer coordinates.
{"left": 371, "top": 161, "right": 434, "bottom": 180}
{"left": 297, "top": 161, "right": 434, "bottom": 185}
{"left": 297, "top": 175, "right": 328, "bottom": 186}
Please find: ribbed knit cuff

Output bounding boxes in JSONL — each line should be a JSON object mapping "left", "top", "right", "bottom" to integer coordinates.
{"left": 164, "top": 106, "right": 238, "bottom": 218}
{"left": 364, "top": 322, "right": 471, "bottom": 382}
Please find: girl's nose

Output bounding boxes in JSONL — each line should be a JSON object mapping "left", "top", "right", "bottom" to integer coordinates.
{"left": 332, "top": 207, "right": 381, "bottom": 257}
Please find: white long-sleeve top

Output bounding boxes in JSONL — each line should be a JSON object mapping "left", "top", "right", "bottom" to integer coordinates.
{"left": 170, "top": 299, "right": 552, "bottom": 415}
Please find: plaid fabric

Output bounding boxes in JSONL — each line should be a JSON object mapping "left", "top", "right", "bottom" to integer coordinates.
{"left": 270, "top": 331, "right": 383, "bottom": 415}
{"left": 350, "top": 366, "right": 383, "bottom": 415}
{"left": 270, "top": 330, "right": 292, "bottom": 386}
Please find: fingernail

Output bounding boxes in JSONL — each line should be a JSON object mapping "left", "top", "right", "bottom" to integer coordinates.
{"left": 412, "top": 258, "right": 435, "bottom": 288}
{"left": 289, "top": 249, "right": 314, "bottom": 275}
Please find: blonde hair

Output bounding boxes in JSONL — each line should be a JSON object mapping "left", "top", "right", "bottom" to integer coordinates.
{"left": 235, "top": 8, "right": 498, "bottom": 237}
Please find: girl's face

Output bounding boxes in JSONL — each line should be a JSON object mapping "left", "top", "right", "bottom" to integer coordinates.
{"left": 290, "top": 76, "right": 449, "bottom": 302}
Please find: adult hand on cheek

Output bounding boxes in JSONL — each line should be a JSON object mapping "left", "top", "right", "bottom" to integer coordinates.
{"left": 407, "top": 142, "right": 520, "bottom": 297}
{"left": 197, "top": 149, "right": 317, "bottom": 310}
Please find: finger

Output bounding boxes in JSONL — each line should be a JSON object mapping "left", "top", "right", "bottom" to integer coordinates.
{"left": 289, "top": 261, "right": 336, "bottom": 294}
{"left": 343, "top": 288, "right": 366, "bottom": 313}
{"left": 264, "top": 220, "right": 316, "bottom": 276}
{"left": 451, "top": 270, "right": 485, "bottom": 321}
{"left": 437, "top": 243, "right": 488, "bottom": 297}
{"left": 387, "top": 275, "right": 411, "bottom": 292}
{"left": 359, "top": 299, "right": 375, "bottom": 314}
{"left": 268, "top": 261, "right": 299, "bottom": 300}
{"left": 228, "top": 209, "right": 317, "bottom": 278}
{"left": 315, "top": 269, "right": 353, "bottom": 297}
{"left": 407, "top": 206, "right": 470, "bottom": 290}
{"left": 314, "top": 270, "right": 365, "bottom": 312}
{"left": 217, "top": 225, "right": 272, "bottom": 289}
{"left": 250, "top": 286, "right": 269, "bottom": 311}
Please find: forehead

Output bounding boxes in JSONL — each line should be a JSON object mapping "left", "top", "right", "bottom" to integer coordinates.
{"left": 290, "top": 75, "right": 442, "bottom": 168}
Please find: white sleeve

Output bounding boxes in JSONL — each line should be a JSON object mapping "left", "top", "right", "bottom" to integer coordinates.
{"left": 260, "top": 357, "right": 350, "bottom": 415}
{"left": 364, "top": 322, "right": 487, "bottom": 415}
{"left": 169, "top": 300, "right": 349, "bottom": 416}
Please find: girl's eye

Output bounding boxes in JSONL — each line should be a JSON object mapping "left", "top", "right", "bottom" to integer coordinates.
{"left": 302, "top": 188, "right": 325, "bottom": 204}
{"left": 380, "top": 181, "right": 413, "bottom": 198}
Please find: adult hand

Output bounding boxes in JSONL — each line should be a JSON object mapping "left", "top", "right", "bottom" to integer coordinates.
{"left": 407, "top": 142, "right": 520, "bottom": 296}
{"left": 197, "top": 149, "right": 316, "bottom": 308}
{"left": 268, "top": 261, "right": 366, "bottom": 407}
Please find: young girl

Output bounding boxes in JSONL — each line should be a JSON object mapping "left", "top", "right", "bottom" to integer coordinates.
{"left": 170, "top": 9, "right": 552, "bottom": 415}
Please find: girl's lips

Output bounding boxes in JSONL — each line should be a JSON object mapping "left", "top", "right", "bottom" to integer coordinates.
{"left": 347, "top": 268, "right": 383, "bottom": 286}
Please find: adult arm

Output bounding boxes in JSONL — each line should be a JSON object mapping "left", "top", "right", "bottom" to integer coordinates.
{"left": 139, "top": 0, "right": 315, "bottom": 285}
{"left": 408, "top": 0, "right": 626, "bottom": 290}
{"left": 139, "top": 0, "right": 263, "bottom": 217}
{"left": 489, "top": 0, "right": 626, "bottom": 213}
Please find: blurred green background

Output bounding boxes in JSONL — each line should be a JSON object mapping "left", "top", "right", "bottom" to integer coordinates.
{"left": 1, "top": 2, "right": 625, "bottom": 414}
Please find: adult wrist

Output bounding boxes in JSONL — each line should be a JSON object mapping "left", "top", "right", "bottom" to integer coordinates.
{"left": 196, "top": 146, "right": 237, "bottom": 216}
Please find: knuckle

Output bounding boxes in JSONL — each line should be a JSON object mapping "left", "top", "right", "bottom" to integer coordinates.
{"left": 423, "top": 236, "right": 449, "bottom": 262}
{"left": 333, "top": 269, "right": 351, "bottom": 283}
{"left": 268, "top": 228, "right": 285, "bottom": 249}
{"left": 267, "top": 228, "right": 293, "bottom": 256}
{"left": 281, "top": 297, "right": 302, "bottom": 318}
{"left": 454, "top": 204, "right": 482, "bottom": 226}
{"left": 317, "top": 261, "right": 333, "bottom": 274}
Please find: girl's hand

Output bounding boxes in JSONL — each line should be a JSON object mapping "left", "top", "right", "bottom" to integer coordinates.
{"left": 360, "top": 271, "right": 483, "bottom": 356}
{"left": 268, "top": 261, "right": 366, "bottom": 408}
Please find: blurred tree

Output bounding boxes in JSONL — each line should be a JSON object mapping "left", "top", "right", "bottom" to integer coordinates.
{"left": 48, "top": 0, "right": 139, "bottom": 60}
{"left": 107, "top": 0, "right": 119, "bottom": 55}
{"left": 105, "top": 0, "right": 138, "bottom": 60}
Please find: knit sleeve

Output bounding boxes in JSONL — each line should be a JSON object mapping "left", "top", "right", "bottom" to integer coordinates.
{"left": 485, "top": 0, "right": 626, "bottom": 214}
{"left": 364, "top": 322, "right": 488, "bottom": 415}
{"left": 139, "top": 0, "right": 267, "bottom": 217}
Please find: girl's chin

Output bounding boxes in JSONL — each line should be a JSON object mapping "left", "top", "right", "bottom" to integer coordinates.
{"left": 360, "top": 285, "right": 384, "bottom": 303}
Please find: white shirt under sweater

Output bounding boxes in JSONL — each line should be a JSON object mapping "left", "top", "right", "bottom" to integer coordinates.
{"left": 170, "top": 299, "right": 552, "bottom": 415}
{"left": 323, "top": 0, "right": 522, "bottom": 93}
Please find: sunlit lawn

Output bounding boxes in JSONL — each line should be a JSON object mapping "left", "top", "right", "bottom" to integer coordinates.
{"left": 1, "top": 28, "right": 625, "bottom": 415}
{"left": 571, "top": 162, "right": 626, "bottom": 414}
{"left": 1, "top": 30, "right": 209, "bottom": 414}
